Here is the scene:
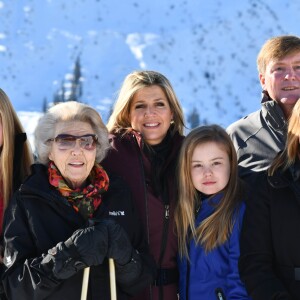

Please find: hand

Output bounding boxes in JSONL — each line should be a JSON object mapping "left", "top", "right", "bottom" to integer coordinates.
{"left": 64, "top": 222, "right": 108, "bottom": 266}
{"left": 42, "top": 222, "right": 109, "bottom": 280}
{"left": 106, "top": 219, "right": 133, "bottom": 265}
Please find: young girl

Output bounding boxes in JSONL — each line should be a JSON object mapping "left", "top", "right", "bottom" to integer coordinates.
{"left": 175, "top": 125, "right": 250, "bottom": 300}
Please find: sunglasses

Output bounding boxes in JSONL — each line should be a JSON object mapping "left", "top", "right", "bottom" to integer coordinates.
{"left": 47, "top": 134, "right": 98, "bottom": 150}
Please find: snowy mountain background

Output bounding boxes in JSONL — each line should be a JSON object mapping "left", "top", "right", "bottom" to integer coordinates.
{"left": 1, "top": 0, "right": 300, "bottom": 149}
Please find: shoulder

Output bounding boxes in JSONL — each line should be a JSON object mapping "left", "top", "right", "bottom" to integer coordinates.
{"left": 106, "top": 173, "right": 130, "bottom": 192}
{"left": 106, "top": 132, "right": 139, "bottom": 157}
{"left": 227, "top": 109, "right": 262, "bottom": 139}
{"left": 22, "top": 164, "right": 48, "bottom": 187}
{"left": 103, "top": 173, "right": 133, "bottom": 209}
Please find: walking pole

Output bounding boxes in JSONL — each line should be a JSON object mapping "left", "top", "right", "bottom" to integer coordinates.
{"left": 109, "top": 258, "right": 117, "bottom": 300}
{"left": 80, "top": 267, "right": 90, "bottom": 300}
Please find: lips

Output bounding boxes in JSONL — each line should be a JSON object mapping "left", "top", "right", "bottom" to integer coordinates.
{"left": 144, "top": 122, "right": 160, "bottom": 127}
{"left": 203, "top": 181, "right": 216, "bottom": 185}
{"left": 282, "top": 86, "right": 299, "bottom": 91}
{"left": 69, "top": 162, "right": 84, "bottom": 166}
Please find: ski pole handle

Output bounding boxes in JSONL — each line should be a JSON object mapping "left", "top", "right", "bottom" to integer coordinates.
{"left": 109, "top": 258, "right": 117, "bottom": 300}
{"left": 81, "top": 267, "right": 90, "bottom": 300}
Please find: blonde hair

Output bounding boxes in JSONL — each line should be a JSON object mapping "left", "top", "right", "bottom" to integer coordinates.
{"left": 175, "top": 125, "right": 243, "bottom": 256}
{"left": 269, "top": 100, "right": 300, "bottom": 175}
{"left": 107, "top": 70, "right": 185, "bottom": 136}
{"left": 257, "top": 35, "right": 300, "bottom": 74}
{"left": 0, "top": 89, "right": 33, "bottom": 210}
{"left": 34, "top": 101, "right": 110, "bottom": 165}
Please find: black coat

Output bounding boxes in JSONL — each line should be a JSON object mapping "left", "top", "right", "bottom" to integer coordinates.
{"left": 239, "top": 163, "right": 300, "bottom": 300}
{"left": 0, "top": 133, "right": 29, "bottom": 300}
{"left": 2, "top": 164, "right": 154, "bottom": 300}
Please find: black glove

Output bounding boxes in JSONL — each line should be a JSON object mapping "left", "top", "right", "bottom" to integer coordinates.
{"left": 64, "top": 223, "right": 108, "bottom": 266}
{"left": 41, "top": 222, "right": 108, "bottom": 280}
{"left": 106, "top": 219, "right": 133, "bottom": 266}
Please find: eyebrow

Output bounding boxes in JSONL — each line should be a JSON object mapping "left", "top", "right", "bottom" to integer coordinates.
{"left": 273, "top": 60, "right": 300, "bottom": 65}
{"left": 133, "top": 98, "right": 166, "bottom": 103}
{"left": 192, "top": 157, "right": 225, "bottom": 162}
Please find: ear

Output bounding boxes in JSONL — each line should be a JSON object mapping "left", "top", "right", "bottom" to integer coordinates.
{"left": 48, "top": 151, "right": 53, "bottom": 161}
{"left": 259, "top": 73, "right": 266, "bottom": 89}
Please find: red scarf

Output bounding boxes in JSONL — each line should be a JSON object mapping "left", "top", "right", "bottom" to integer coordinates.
{"left": 48, "top": 161, "right": 109, "bottom": 219}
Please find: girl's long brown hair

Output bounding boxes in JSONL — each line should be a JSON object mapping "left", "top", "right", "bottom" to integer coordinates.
{"left": 175, "top": 125, "right": 244, "bottom": 257}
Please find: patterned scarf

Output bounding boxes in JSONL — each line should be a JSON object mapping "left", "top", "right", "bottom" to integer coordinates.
{"left": 48, "top": 161, "right": 109, "bottom": 219}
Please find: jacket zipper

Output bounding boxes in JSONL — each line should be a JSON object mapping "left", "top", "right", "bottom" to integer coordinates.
{"left": 215, "top": 288, "right": 226, "bottom": 300}
{"left": 132, "top": 134, "right": 153, "bottom": 300}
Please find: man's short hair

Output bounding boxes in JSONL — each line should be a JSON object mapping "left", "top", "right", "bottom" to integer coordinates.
{"left": 257, "top": 35, "right": 300, "bottom": 74}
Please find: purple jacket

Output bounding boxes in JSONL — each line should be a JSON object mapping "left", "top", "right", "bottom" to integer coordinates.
{"left": 102, "top": 130, "right": 184, "bottom": 300}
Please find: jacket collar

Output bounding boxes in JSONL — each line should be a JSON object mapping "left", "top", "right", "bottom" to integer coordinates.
{"left": 260, "top": 91, "right": 287, "bottom": 131}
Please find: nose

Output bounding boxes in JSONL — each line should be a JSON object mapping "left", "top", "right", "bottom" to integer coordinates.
{"left": 203, "top": 166, "right": 212, "bottom": 176}
{"left": 144, "top": 106, "right": 156, "bottom": 116}
{"left": 284, "top": 67, "right": 296, "bottom": 80}
{"left": 71, "top": 140, "right": 83, "bottom": 155}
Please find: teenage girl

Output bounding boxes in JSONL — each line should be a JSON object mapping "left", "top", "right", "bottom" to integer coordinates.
{"left": 175, "top": 125, "right": 251, "bottom": 300}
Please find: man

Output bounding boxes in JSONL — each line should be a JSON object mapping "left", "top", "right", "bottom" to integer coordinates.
{"left": 227, "top": 35, "right": 300, "bottom": 179}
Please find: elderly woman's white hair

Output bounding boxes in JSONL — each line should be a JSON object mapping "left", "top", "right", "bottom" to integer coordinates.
{"left": 34, "top": 101, "right": 110, "bottom": 164}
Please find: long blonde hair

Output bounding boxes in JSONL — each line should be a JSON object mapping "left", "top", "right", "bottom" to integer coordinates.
{"left": 107, "top": 70, "right": 185, "bottom": 135}
{"left": 175, "top": 125, "right": 243, "bottom": 256}
{"left": 269, "top": 100, "right": 300, "bottom": 175}
{"left": 0, "top": 89, "right": 33, "bottom": 211}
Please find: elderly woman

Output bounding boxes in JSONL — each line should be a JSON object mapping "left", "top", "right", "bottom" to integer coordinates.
{"left": 2, "top": 101, "right": 155, "bottom": 300}
{"left": 102, "top": 70, "right": 185, "bottom": 300}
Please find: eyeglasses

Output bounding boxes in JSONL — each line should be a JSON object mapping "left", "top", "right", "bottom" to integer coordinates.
{"left": 47, "top": 134, "right": 98, "bottom": 150}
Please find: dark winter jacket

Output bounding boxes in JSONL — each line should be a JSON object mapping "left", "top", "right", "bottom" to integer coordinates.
{"left": 2, "top": 164, "right": 155, "bottom": 300}
{"left": 239, "top": 161, "right": 300, "bottom": 300}
{"left": 0, "top": 132, "right": 29, "bottom": 300}
{"left": 227, "top": 93, "right": 287, "bottom": 180}
{"left": 101, "top": 130, "right": 184, "bottom": 300}
{"left": 179, "top": 194, "right": 250, "bottom": 300}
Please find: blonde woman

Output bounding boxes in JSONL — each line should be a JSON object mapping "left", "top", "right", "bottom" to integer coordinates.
{"left": 175, "top": 125, "right": 250, "bottom": 299}
{"left": 102, "top": 70, "right": 185, "bottom": 300}
{"left": 239, "top": 99, "right": 300, "bottom": 299}
{"left": 0, "top": 89, "right": 33, "bottom": 300}
{"left": 0, "top": 89, "right": 33, "bottom": 231}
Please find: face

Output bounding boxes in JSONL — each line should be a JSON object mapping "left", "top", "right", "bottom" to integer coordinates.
{"left": 260, "top": 52, "right": 300, "bottom": 117}
{"left": 48, "top": 121, "right": 96, "bottom": 189}
{"left": 191, "top": 141, "right": 231, "bottom": 196}
{"left": 129, "top": 85, "right": 174, "bottom": 145}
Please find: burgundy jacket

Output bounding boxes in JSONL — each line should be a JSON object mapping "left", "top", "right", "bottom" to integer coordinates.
{"left": 102, "top": 130, "right": 184, "bottom": 300}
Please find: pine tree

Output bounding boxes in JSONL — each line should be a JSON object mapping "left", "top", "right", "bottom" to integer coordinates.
{"left": 53, "top": 80, "right": 66, "bottom": 104}
{"left": 42, "top": 97, "right": 48, "bottom": 112}
{"left": 187, "top": 107, "right": 200, "bottom": 129}
{"left": 52, "top": 56, "right": 83, "bottom": 106}
{"left": 69, "top": 56, "right": 83, "bottom": 102}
